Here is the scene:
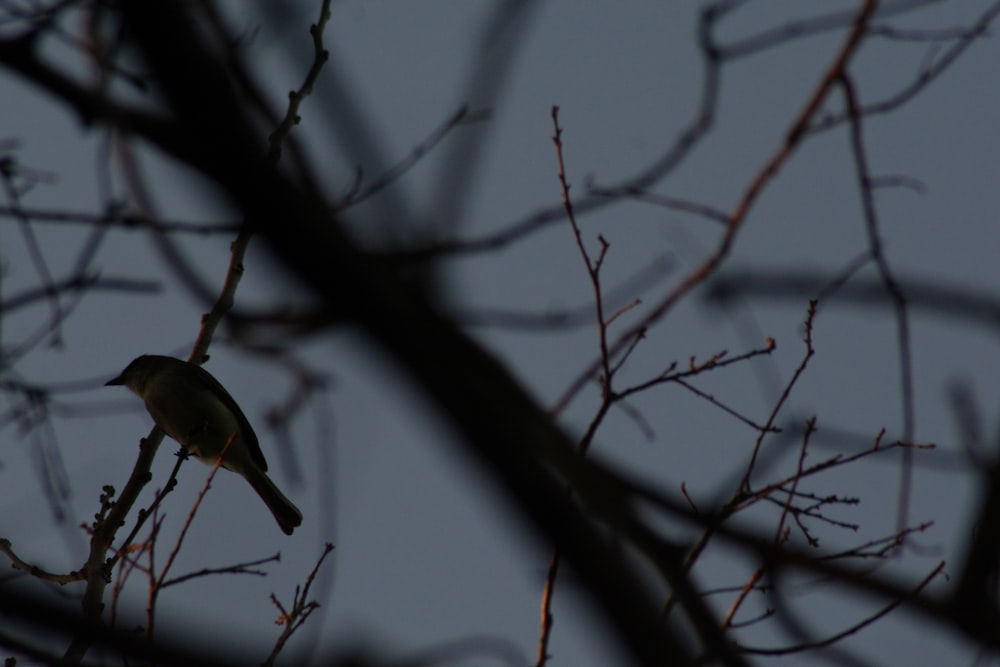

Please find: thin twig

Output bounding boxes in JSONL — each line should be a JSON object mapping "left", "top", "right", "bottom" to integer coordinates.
{"left": 840, "top": 72, "right": 915, "bottom": 536}
{"left": 263, "top": 543, "right": 335, "bottom": 667}
{"left": 741, "top": 562, "right": 945, "bottom": 656}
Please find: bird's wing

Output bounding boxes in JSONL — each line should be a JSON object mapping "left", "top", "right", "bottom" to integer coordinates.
{"left": 189, "top": 362, "right": 269, "bottom": 472}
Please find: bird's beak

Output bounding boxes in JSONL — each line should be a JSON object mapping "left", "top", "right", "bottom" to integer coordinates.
{"left": 105, "top": 374, "right": 125, "bottom": 386}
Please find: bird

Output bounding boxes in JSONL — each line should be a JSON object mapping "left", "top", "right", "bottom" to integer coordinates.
{"left": 106, "top": 354, "right": 302, "bottom": 535}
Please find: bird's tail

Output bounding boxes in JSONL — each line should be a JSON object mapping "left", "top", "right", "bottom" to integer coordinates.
{"left": 244, "top": 468, "right": 303, "bottom": 535}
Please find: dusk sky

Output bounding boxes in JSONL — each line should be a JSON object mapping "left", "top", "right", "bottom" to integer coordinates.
{"left": 3, "top": 2, "right": 1000, "bottom": 665}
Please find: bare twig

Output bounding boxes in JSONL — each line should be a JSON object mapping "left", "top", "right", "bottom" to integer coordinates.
{"left": 742, "top": 562, "right": 944, "bottom": 656}
{"left": 742, "top": 301, "right": 818, "bottom": 489}
{"left": 840, "top": 72, "right": 915, "bottom": 536}
{"left": 1, "top": 274, "right": 158, "bottom": 313}
{"left": 335, "top": 105, "right": 481, "bottom": 210}
{"left": 267, "top": 0, "right": 332, "bottom": 162}
{"left": 0, "top": 538, "right": 83, "bottom": 585}
{"left": 263, "top": 543, "right": 335, "bottom": 667}
{"left": 0, "top": 204, "right": 241, "bottom": 233}
{"left": 146, "top": 435, "right": 234, "bottom": 642}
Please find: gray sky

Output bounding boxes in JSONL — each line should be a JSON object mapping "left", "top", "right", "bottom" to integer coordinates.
{"left": 3, "top": 1, "right": 1000, "bottom": 665}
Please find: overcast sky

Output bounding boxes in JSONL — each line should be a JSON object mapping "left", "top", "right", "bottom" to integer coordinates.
{"left": 4, "top": 1, "right": 1000, "bottom": 665}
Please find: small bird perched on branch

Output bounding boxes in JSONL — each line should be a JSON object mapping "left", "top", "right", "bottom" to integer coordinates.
{"left": 106, "top": 354, "right": 303, "bottom": 535}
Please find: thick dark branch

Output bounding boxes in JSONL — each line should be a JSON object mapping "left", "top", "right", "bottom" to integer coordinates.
{"left": 110, "top": 3, "right": 714, "bottom": 665}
